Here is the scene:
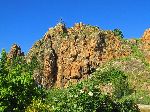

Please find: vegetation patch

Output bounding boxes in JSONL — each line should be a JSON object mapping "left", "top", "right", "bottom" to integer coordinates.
{"left": 0, "top": 50, "right": 45, "bottom": 111}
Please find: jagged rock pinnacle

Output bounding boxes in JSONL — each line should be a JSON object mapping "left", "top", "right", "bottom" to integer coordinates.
{"left": 7, "top": 44, "right": 24, "bottom": 60}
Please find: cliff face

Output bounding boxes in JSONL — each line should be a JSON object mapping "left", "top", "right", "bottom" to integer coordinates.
{"left": 141, "top": 28, "right": 150, "bottom": 42}
{"left": 141, "top": 28, "right": 150, "bottom": 62}
{"left": 26, "top": 23, "right": 132, "bottom": 88}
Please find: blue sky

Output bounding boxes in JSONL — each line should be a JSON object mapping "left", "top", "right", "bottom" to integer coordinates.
{"left": 0, "top": 0, "right": 150, "bottom": 53}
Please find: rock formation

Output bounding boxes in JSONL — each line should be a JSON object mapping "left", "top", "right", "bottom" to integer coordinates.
{"left": 7, "top": 44, "right": 24, "bottom": 60}
{"left": 141, "top": 28, "right": 150, "bottom": 43}
{"left": 141, "top": 28, "right": 150, "bottom": 62}
{"left": 7, "top": 23, "right": 150, "bottom": 89}
{"left": 26, "top": 22, "right": 132, "bottom": 88}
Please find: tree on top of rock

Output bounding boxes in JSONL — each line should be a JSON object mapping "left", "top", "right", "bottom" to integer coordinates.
{"left": 113, "top": 29, "right": 124, "bottom": 39}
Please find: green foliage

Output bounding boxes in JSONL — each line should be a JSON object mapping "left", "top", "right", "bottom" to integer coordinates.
{"left": 26, "top": 68, "right": 139, "bottom": 112}
{"left": 93, "top": 68, "right": 131, "bottom": 99}
{"left": 0, "top": 50, "right": 45, "bottom": 111}
{"left": 46, "top": 82, "right": 105, "bottom": 112}
{"left": 131, "top": 45, "right": 143, "bottom": 58}
{"left": 29, "top": 56, "right": 40, "bottom": 70}
{"left": 61, "top": 32, "right": 68, "bottom": 38}
{"left": 113, "top": 29, "right": 124, "bottom": 39}
{"left": 0, "top": 49, "right": 141, "bottom": 111}
{"left": 128, "top": 90, "right": 150, "bottom": 105}
{"left": 117, "top": 99, "right": 140, "bottom": 112}
{"left": 131, "top": 44, "right": 150, "bottom": 67}
{"left": 25, "top": 98, "right": 51, "bottom": 112}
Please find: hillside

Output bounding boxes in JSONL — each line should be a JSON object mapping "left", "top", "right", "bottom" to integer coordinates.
{"left": 3, "top": 22, "right": 150, "bottom": 111}
{"left": 23, "top": 22, "right": 149, "bottom": 90}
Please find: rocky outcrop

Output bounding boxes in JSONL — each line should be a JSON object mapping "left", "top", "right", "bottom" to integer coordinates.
{"left": 141, "top": 28, "right": 150, "bottom": 43}
{"left": 141, "top": 28, "right": 150, "bottom": 62}
{"left": 7, "top": 44, "right": 24, "bottom": 60}
{"left": 26, "top": 22, "right": 132, "bottom": 88}
{"left": 42, "top": 48, "right": 57, "bottom": 88}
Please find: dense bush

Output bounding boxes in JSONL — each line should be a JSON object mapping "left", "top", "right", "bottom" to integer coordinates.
{"left": 46, "top": 82, "right": 106, "bottom": 112}
{"left": 0, "top": 49, "right": 45, "bottom": 111}
{"left": 126, "top": 90, "right": 150, "bottom": 105}
{"left": 93, "top": 68, "right": 131, "bottom": 99}
{"left": 0, "top": 49, "right": 140, "bottom": 111}
{"left": 27, "top": 68, "right": 139, "bottom": 112}
{"left": 25, "top": 98, "right": 51, "bottom": 112}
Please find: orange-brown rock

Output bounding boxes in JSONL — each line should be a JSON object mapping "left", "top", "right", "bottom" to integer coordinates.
{"left": 141, "top": 28, "right": 150, "bottom": 62}
{"left": 43, "top": 48, "right": 57, "bottom": 88}
{"left": 141, "top": 28, "right": 150, "bottom": 42}
{"left": 26, "top": 23, "right": 132, "bottom": 88}
{"left": 7, "top": 44, "right": 24, "bottom": 60}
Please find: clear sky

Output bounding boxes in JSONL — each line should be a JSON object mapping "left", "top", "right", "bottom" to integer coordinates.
{"left": 0, "top": 0, "right": 150, "bottom": 54}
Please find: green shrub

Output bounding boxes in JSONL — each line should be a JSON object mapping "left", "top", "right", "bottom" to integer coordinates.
{"left": 43, "top": 69, "right": 139, "bottom": 112}
{"left": 0, "top": 49, "right": 45, "bottom": 111}
{"left": 113, "top": 29, "right": 124, "bottom": 39}
{"left": 25, "top": 67, "right": 139, "bottom": 112}
{"left": 131, "top": 45, "right": 150, "bottom": 67}
{"left": 118, "top": 99, "right": 140, "bottom": 112}
{"left": 61, "top": 32, "right": 68, "bottom": 38}
{"left": 93, "top": 68, "right": 131, "bottom": 99}
{"left": 0, "top": 49, "right": 140, "bottom": 111}
{"left": 25, "top": 98, "right": 51, "bottom": 112}
{"left": 128, "top": 90, "right": 150, "bottom": 105}
{"left": 46, "top": 82, "right": 104, "bottom": 112}
{"left": 131, "top": 45, "right": 143, "bottom": 58}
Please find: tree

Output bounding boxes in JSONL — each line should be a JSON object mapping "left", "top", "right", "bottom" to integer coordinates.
{"left": 0, "top": 49, "right": 45, "bottom": 111}
{"left": 113, "top": 29, "right": 124, "bottom": 39}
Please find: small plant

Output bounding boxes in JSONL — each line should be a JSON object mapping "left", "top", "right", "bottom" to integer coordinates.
{"left": 25, "top": 98, "right": 51, "bottom": 112}
{"left": 113, "top": 29, "right": 124, "bottom": 39}
{"left": 61, "top": 32, "right": 68, "bottom": 38}
{"left": 131, "top": 44, "right": 150, "bottom": 67}
{"left": 131, "top": 45, "right": 143, "bottom": 58}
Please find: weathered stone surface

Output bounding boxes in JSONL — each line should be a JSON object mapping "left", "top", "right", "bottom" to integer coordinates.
{"left": 42, "top": 48, "right": 57, "bottom": 88}
{"left": 26, "top": 23, "right": 132, "bottom": 88}
{"left": 141, "top": 28, "right": 150, "bottom": 62}
{"left": 142, "top": 28, "right": 150, "bottom": 42}
{"left": 7, "top": 44, "right": 24, "bottom": 59}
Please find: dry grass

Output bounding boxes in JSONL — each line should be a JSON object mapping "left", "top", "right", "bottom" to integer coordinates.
{"left": 138, "top": 104, "right": 150, "bottom": 112}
